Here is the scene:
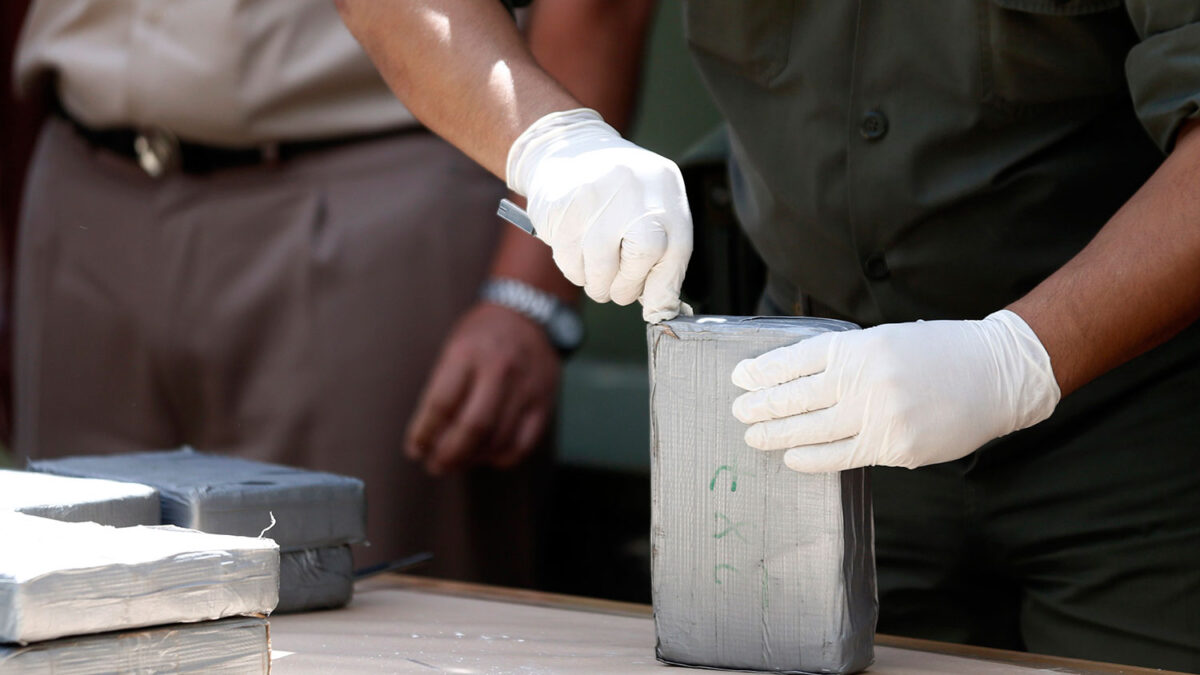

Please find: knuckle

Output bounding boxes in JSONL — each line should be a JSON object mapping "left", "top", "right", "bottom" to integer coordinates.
{"left": 766, "top": 389, "right": 794, "bottom": 417}
{"left": 622, "top": 222, "right": 668, "bottom": 259}
{"left": 605, "top": 162, "right": 641, "bottom": 186}
{"left": 425, "top": 398, "right": 455, "bottom": 422}
{"left": 462, "top": 419, "right": 490, "bottom": 441}
{"left": 584, "top": 285, "right": 610, "bottom": 303}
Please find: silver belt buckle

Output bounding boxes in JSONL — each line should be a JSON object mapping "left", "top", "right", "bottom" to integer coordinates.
{"left": 133, "top": 127, "right": 181, "bottom": 178}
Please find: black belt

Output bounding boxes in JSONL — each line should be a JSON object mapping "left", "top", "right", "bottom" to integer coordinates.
{"left": 57, "top": 104, "right": 414, "bottom": 176}
{"left": 764, "top": 272, "right": 860, "bottom": 324}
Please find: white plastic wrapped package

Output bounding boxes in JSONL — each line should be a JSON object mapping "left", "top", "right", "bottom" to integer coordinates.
{"left": 0, "top": 512, "right": 279, "bottom": 644}
{"left": 647, "top": 316, "right": 876, "bottom": 674}
{"left": 0, "top": 469, "right": 159, "bottom": 527}
{"left": 0, "top": 617, "right": 269, "bottom": 674}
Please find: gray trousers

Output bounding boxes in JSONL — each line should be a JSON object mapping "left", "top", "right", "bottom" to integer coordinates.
{"left": 15, "top": 117, "right": 547, "bottom": 584}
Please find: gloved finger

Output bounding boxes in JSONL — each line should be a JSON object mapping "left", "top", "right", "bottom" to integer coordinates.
{"left": 528, "top": 197, "right": 584, "bottom": 286}
{"left": 551, "top": 237, "right": 586, "bottom": 288}
{"left": 782, "top": 437, "right": 863, "bottom": 473}
{"left": 608, "top": 216, "right": 668, "bottom": 306}
{"left": 732, "top": 332, "right": 834, "bottom": 391}
{"left": 579, "top": 212, "right": 625, "bottom": 303}
{"left": 743, "top": 405, "right": 858, "bottom": 451}
{"left": 639, "top": 232, "right": 692, "bottom": 324}
{"left": 731, "top": 372, "right": 837, "bottom": 424}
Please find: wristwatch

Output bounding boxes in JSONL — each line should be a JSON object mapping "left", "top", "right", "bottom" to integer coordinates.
{"left": 480, "top": 278, "right": 585, "bottom": 355}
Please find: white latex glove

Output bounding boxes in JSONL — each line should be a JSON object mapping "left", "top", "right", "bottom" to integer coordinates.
{"left": 507, "top": 109, "right": 692, "bottom": 323}
{"left": 731, "top": 310, "right": 1061, "bottom": 472}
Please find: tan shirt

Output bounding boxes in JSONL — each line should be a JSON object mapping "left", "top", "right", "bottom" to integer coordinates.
{"left": 15, "top": 0, "right": 416, "bottom": 146}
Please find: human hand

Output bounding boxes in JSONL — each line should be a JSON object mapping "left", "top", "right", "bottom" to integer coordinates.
{"left": 731, "top": 310, "right": 1060, "bottom": 472}
{"left": 406, "top": 303, "right": 561, "bottom": 475}
{"left": 506, "top": 108, "right": 692, "bottom": 323}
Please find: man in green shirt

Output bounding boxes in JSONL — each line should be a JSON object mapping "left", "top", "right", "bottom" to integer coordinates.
{"left": 337, "top": 1, "right": 1200, "bottom": 669}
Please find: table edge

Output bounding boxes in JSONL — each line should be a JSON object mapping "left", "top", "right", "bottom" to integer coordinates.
{"left": 362, "top": 575, "right": 1186, "bottom": 675}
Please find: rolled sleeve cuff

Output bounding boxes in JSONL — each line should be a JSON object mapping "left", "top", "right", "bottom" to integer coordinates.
{"left": 1126, "top": 22, "right": 1200, "bottom": 153}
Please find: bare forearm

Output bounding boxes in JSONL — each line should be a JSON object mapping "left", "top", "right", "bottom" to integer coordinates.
{"left": 1010, "top": 119, "right": 1200, "bottom": 395}
{"left": 527, "top": 0, "right": 656, "bottom": 133}
{"left": 489, "top": 0, "right": 657, "bottom": 297}
{"left": 336, "top": 0, "right": 579, "bottom": 178}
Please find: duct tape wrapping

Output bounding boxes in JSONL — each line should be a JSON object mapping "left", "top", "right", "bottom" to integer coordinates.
{"left": 647, "top": 316, "right": 876, "bottom": 674}
{"left": 0, "top": 469, "right": 160, "bottom": 527}
{"left": 0, "top": 616, "right": 270, "bottom": 674}
{"left": 277, "top": 545, "right": 354, "bottom": 613}
{"left": 31, "top": 448, "right": 366, "bottom": 551}
{"left": 0, "top": 512, "right": 279, "bottom": 644}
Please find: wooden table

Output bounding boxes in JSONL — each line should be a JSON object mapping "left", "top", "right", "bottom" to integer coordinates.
{"left": 268, "top": 575, "right": 1183, "bottom": 674}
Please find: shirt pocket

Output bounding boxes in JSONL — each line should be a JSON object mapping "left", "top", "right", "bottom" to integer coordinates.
{"left": 982, "top": 0, "right": 1134, "bottom": 113}
{"left": 683, "top": 0, "right": 794, "bottom": 88}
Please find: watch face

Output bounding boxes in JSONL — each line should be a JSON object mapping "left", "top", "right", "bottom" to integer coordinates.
{"left": 549, "top": 309, "right": 585, "bottom": 350}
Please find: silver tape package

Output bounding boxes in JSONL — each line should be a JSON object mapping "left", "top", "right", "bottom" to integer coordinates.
{"left": 277, "top": 545, "right": 355, "bottom": 613}
{"left": 0, "top": 469, "right": 159, "bottom": 527}
{"left": 647, "top": 316, "right": 876, "bottom": 675}
{"left": 0, "top": 616, "right": 270, "bottom": 674}
{"left": 30, "top": 448, "right": 366, "bottom": 551}
{"left": 0, "top": 512, "right": 279, "bottom": 644}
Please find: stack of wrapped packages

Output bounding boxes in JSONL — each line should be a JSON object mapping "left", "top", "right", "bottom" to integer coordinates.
{"left": 31, "top": 448, "right": 367, "bottom": 612}
{"left": 3, "top": 448, "right": 365, "bottom": 672}
{"left": 0, "top": 470, "right": 278, "bottom": 673}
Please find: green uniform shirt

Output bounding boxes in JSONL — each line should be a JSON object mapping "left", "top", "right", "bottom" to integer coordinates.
{"left": 683, "top": 0, "right": 1200, "bottom": 326}
{"left": 679, "top": 6, "right": 1200, "bottom": 667}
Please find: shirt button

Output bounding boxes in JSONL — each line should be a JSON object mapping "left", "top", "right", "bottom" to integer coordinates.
{"left": 860, "top": 110, "right": 888, "bottom": 141}
{"left": 864, "top": 253, "right": 890, "bottom": 280}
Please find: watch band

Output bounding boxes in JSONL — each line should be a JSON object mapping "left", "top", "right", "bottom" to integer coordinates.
{"left": 480, "top": 278, "right": 584, "bottom": 354}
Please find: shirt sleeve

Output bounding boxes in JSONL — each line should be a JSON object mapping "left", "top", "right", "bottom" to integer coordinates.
{"left": 1124, "top": 1, "right": 1200, "bottom": 152}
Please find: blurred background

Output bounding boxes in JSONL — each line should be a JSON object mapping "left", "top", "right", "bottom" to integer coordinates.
{"left": 0, "top": 0, "right": 738, "bottom": 604}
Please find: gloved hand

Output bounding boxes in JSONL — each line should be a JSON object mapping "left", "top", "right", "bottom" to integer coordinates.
{"left": 507, "top": 109, "right": 692, "bottom": 323}
{"left": 731, "top": 310, "right": 1061, "bottom": 472}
